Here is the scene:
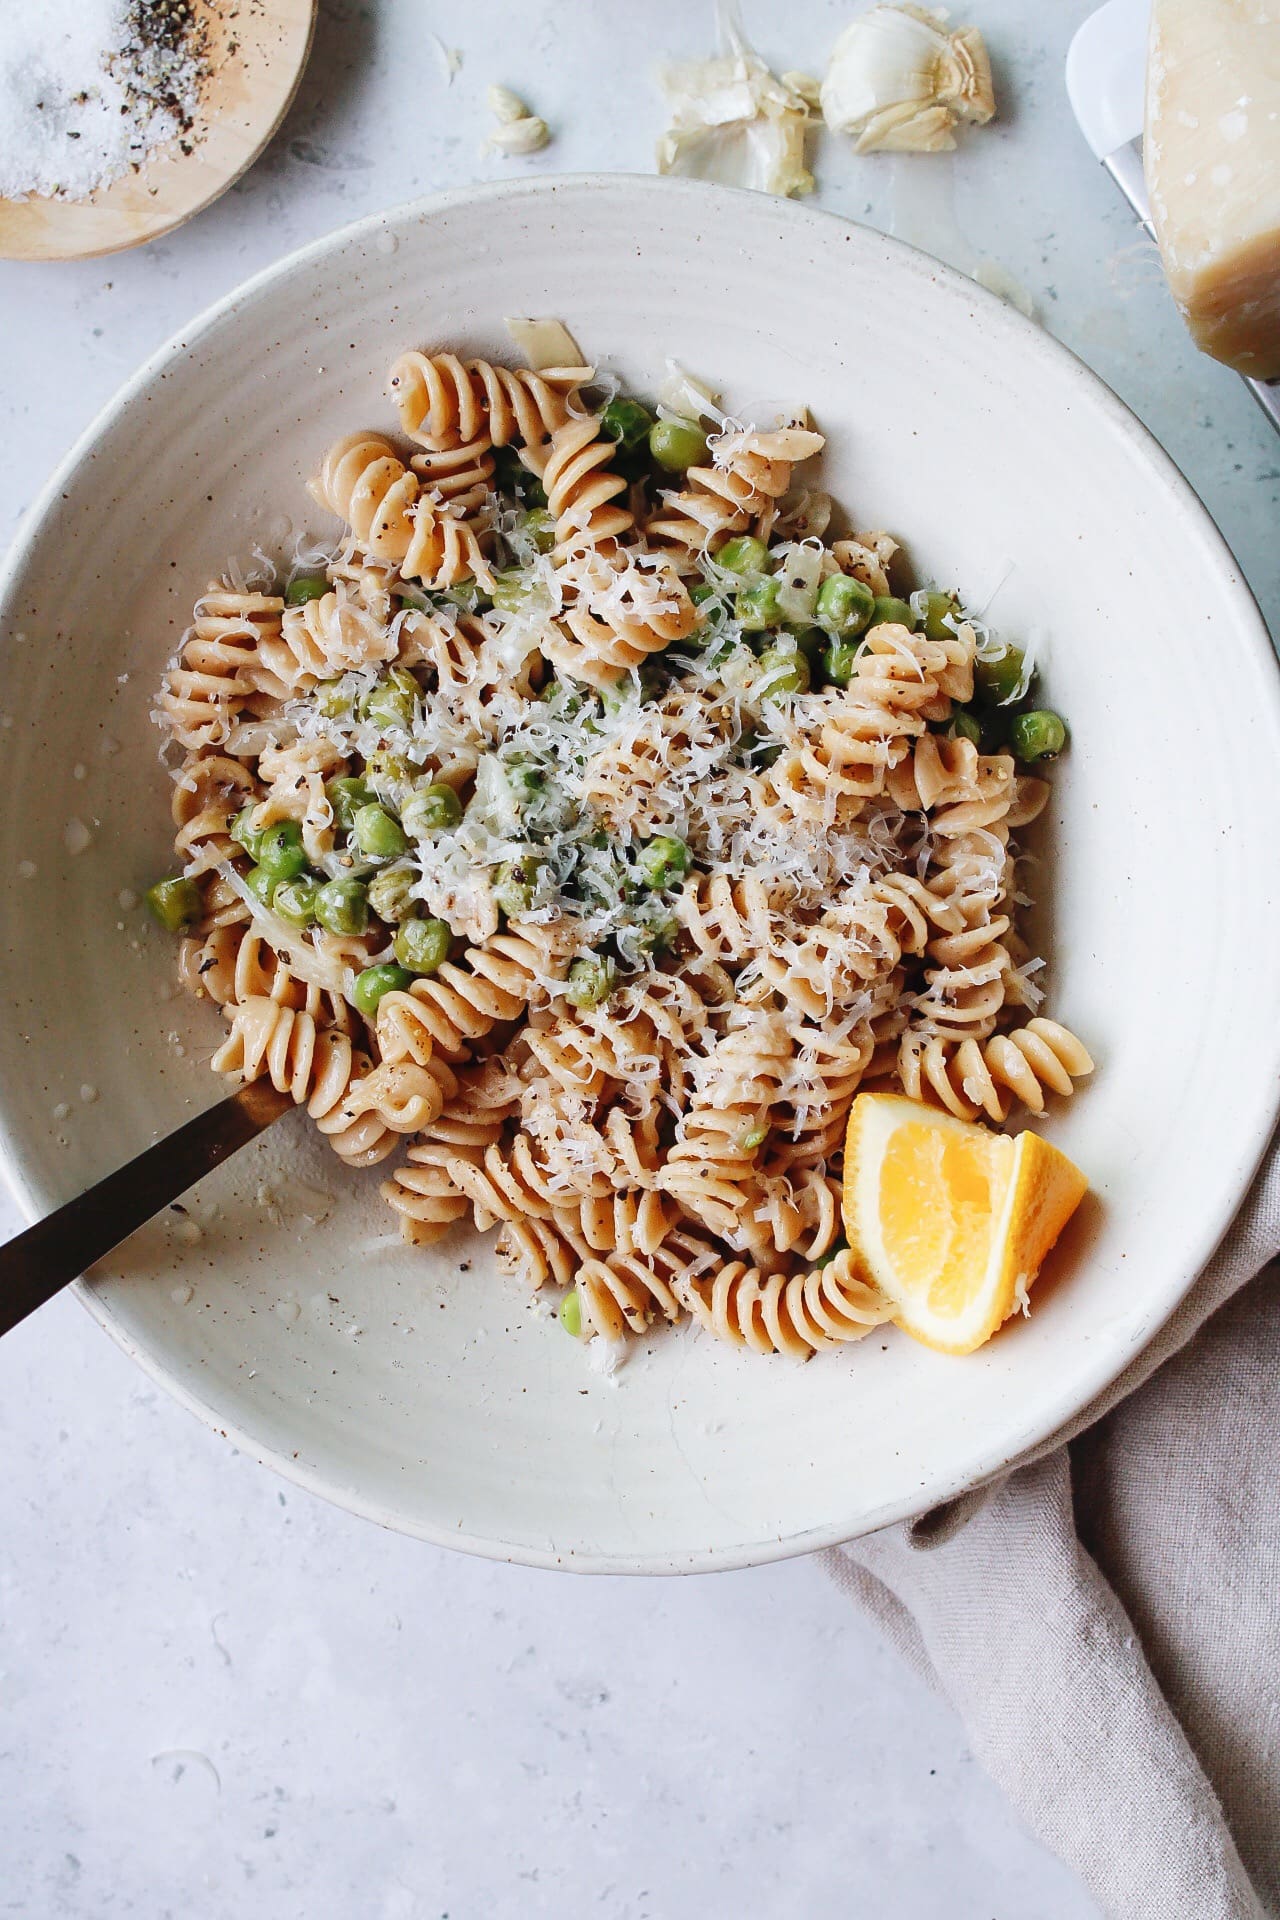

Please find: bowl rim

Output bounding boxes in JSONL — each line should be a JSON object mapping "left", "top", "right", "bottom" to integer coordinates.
{"left": 3, "top": 171, "right": 1279, "bottom": 1573}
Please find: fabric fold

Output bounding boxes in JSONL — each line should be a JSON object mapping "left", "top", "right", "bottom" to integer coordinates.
{"left": 823, "top": 1136, "right": 1280, "bottom": 1918}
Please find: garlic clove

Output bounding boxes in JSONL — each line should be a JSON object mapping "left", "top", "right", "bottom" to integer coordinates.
{"left": 488, "top": 116, "right": 551, "bottom": 156}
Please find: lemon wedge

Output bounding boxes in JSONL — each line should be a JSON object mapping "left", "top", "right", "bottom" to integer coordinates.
{"left": 842, "top": 1093, "right": 1088, "bottom": 1355}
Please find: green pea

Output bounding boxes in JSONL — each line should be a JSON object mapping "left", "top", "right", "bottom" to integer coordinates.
{"left": 257, "top": 820, "right": 308, "bottom": 881}
{"left": 736, "top": 578, "right": 782, "bottom": 631}
{"left": 314, "top": 876, "right": 369, "bottom": 936}
{"left": 315, "top": 677, "right": 356, "bottom": 720}
{"left": 353, "top": 803, "right": 409, "bottom": 861}
{"left": 491, "top": 569, "right": 534, "bottom": 614}
{"left": 973, "top": 643, "right": 1028, "bottom": 708}
{"left": 364, "top": 748, "right": 414, "bottom": 795}
{"left": 492, "top": 859, "right": 540, "bottom": 919}
{"left": 492, "top": 445, "right": 548, "bottom": 508}
{"left": 361, "top": 666, "right": 419, "bottom": 731}
{"left": 638, "top": 910, "right": 680, "bottom": 954}
{"left": 637, "top": 835, "right": 691, "bottom": 889}
{"left": 738, "top": 1122, "right": 769, "bottom": 1151}
{"left": 816, "top": 573, "right": 875, "bottom": 638}
{"left": 393, "top": 915, "right": 452, "bottom": 975}
{"left": 444, "top": 576, "right": 494, "bottom": 615}
{"left": 791, "top": 627, "right": 827, "bottom": 669}
{"left": 284, "top": 573, "right": 329, "bottom": 606}
{"left": 145, "top": 875, "right": 201, "bottom": 932}
{"left": 325, "top": 777, "right": 373, "bottom": 830}
{"left": 650, "top": 416, "right": 708, "bottom": 472}
{"left": 600, "top": 396, "right": 655, "bottom": 452}
{"left": 367, "top": 866, "right": 416, "bottom": 924}
{"left": 521, "top": 507, "right": 556, "bottom": 554}
{"left": 508, "top": 761, "right": 544, "bottom": 808}
{"left": 273, "top": 876, "right": 321, "bottom": 929}
{"left": 402, "top": 782, "right": 463, "bottom": 837}
{"left": 947, "top": 707, "right": 983, "bottom": 747}
{"left": 1009, "top": 709, "right": 1067, "bottom": 762}
{"left": 600, "top": 666, "right": 659, "bottom": 713}
{"left": 352, "top": 963, "right": 413, "bottom": 1019}
{"left": 920, "top": 590, "right": 959, "bottom": 641}
{"left": 558, "top": 1287, "right": 584, "bottom": 1338}
{"left": 244, "top": 864, "right": 277, "bottom": 910}
{"left": 757, "top": 643, "right": 811, "bottom": 698}
{"left": 229, "top": 806, "right": 264, "bottom": 861}
{"left": 565, "top": 953, "right": 617, "bottom": 1009}
{"left": 394, "top": 588, "right": 433, "bottom": 614}
{"left": 870, "top": 595, "right": 918, "bottom": 630}
{"left": 689, "top": 581, "right": 717, "bottom": 608}
{"left": 823, "top": 639, "right": 864, "bottom": 686}
{"left": 717, "top": 535, "right": 771, "bottom": 576}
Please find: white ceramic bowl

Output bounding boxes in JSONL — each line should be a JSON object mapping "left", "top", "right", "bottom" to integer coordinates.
{"left": 2, "top": 177, "right": 1278, "bottom": 1572}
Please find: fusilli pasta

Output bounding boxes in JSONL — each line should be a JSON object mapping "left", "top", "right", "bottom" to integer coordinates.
{"left": 149, "top": 338, "right": 1087, "bottom": 1360}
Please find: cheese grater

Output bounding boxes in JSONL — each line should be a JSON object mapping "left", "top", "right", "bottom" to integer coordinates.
{"left": 1066, "top": 0, "right": 1280, "bottom": 432}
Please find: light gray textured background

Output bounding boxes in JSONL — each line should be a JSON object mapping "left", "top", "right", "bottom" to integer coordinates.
{"left": 1, "top": 3, "right": 1275, "bottom": 1915}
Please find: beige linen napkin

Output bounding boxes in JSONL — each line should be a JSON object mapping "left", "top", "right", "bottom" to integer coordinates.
{"left": 824, "top": 1136, "right": 1280, "bottom": 1920}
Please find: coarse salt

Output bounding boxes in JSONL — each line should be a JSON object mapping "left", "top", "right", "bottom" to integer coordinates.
{"left": 0, "top": 0, "right": 207, "bottom": 203}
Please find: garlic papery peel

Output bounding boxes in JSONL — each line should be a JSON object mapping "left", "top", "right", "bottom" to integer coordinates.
{"left": 821, "top": 4, "right": 995, "bottom": 154}
{"left": 656, "top": 1, "right": 814, "bottom": 199}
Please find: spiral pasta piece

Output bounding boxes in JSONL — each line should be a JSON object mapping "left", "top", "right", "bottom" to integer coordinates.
{"left": 159, "top": 588, "right": 284, "bottom": 750}
{"left": 676, "top": 872, "right": 776, "bottom": 966}
{"left": 676, "top": 1248, "right": 894, "bottom": 1359}
{"left": 211, "top": 995, "right": 360, "bottom": 1117}
{"left": 382, "top": 1064, "right": 521, "bottom": 1244}
{"left": 887, "top": 734, "right": 1017, "bottom": 836}
{"left": 748, "top": 1169, "right": 844, "bottom": 1260}
{"left": 311, "top": 432, "right": 492, "bottom": 590}
{"left": 410, "top": 438, "right": 495, "bottom": 515}
{"left": 377, "top": 926, "right": 568, "bottom": 1066}
{"left": 388, "top": 351, "right": 588, "bottom": 453}
{"left": 496, "top": 1215, "right": 588, "bottom": 1291}
{"left": 768, "top": 626, "right": 974, "bottom": 819}
{"left": 659, "top": 1014, "right": 793, "bottom": 1249}
{"left": 256, "top": 574, "right": 400, "bottom": 690}
{"left": 899, "top": 1018, "right": 1094, "bottom": 1123}
{"left": 765, "top": 1025, "right": 872, "bottom": 1172}
{"left": 170, "top": 753, "right": 257, "bottom": 878}
{"left": 542, "top": 416, "right": 633, "bottom": 561}
{"left": 577, "top": 1227, "right": 721, "bottom": 1339}
{"left": 646, "top": 425, "right": 825, "bottom": 565}
{"left": 336, "top": 1056, "right": 460, "bottom": 1136}
{"left": 545, "top": 550, "right": 698, "bottom": 687}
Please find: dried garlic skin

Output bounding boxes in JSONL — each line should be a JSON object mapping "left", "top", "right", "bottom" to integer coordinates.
{"left": 656, "top": 11, "right": 814, "bottom": 198}
{"left": 820, "top": 3, "right": 995, "bottom": 155}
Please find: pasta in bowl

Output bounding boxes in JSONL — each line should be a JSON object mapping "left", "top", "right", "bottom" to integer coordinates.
{"left": 150, "top": 337, "right": 1092, "bottom": 1360}
{"left": 1, "top": 176, "right": 1277, "bottom": 1569}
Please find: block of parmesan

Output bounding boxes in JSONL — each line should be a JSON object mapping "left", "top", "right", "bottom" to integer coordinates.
{"left": 1145, "top": 0, "right": 1280, "bottom": 380}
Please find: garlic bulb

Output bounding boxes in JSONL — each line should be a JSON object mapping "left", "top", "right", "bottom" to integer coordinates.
{"left": 656, "top": 2, "right": 814, "bottom": 199}
{"left": 821, "top": 4, "right": 995, "bottom": 154}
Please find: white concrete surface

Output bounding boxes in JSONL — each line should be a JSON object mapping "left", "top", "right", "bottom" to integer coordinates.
{"left": 2, "top": 2, "right": 1275, "bottom": 1914}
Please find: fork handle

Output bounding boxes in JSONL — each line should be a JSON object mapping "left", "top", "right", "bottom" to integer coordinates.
{"left": 0, "top": 1080, "right": 293, "bottom": 1339}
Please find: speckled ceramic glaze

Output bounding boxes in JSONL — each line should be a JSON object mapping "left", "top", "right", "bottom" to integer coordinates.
{"left": 1, "top": 176, "right": 1278, "bottom": 1572}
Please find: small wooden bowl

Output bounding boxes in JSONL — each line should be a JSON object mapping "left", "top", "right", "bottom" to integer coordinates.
{"left": 0, "top": 0, "right": 316, "bottom": 262}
